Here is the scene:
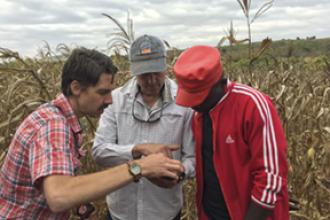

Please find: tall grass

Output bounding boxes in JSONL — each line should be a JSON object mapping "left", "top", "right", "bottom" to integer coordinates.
{"left": 0, "top": 44, "right": 329, "bottom": 220}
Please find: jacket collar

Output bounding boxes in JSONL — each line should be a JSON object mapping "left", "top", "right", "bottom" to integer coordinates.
{"left": 194, "top": 79, "right": 234, "bottom": 120}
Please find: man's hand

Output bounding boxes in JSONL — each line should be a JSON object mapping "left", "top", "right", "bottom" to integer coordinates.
{"left": 244, "top": 201, "right": 272, "bottom": 220}
{"left": 148, "top": 169, "right": 185, "bottom": 188}
{"left": 136, "top": 153, "right": 184, "bottom": 181}
{"left": 132, "top": 143, "right": 179, "bottom": 159}
{"left": 76, "top": 203, "right": 95, "bottom": 219}
{"left": 147, "top": 177, "right": 179, "bottom": 188}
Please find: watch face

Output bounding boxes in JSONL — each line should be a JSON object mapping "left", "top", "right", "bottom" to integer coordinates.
{"left": 131, "top": 163, "right": 141, "bottom": 175}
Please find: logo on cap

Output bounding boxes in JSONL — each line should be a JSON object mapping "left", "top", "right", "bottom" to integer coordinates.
{"left": 141, "top": 47, "right": 151, "bottom": 54}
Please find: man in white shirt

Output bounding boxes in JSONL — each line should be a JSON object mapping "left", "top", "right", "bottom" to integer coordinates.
{"left": 92, "top": 35, "right": 195, "bottom": 220}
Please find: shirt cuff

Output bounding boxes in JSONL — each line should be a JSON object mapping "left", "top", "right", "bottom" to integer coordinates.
{"left": 117, "top": 144, "right": 135, "bottom": 160}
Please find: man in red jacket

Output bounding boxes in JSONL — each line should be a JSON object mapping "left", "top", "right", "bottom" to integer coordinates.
{"left": 173, "top": 45, "right": 289, "bottom": 220}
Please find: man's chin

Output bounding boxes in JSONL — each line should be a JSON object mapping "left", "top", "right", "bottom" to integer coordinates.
{"left": 143, "top": 88, "right": 162, "bottom": 96}
{"left": 87, "top": 110, "right": 103, "bottom": 118}
{"left": 86, "top": 114, "right": 99, "bottom": 118}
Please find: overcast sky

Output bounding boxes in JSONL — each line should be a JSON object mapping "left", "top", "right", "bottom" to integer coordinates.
{"left": 1, "top": 0, "right": 329, "bottom": 57}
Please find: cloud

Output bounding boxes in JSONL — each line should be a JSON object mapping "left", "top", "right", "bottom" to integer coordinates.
{"left": 0, "top": 0, "right": 329, "bottom": 57}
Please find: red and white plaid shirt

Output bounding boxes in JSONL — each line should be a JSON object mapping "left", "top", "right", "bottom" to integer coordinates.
{"left": 0, "top": 94, "right": 83, "bottom": 220}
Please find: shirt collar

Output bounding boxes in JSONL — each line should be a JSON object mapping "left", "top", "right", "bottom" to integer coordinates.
{"left": 52, "top": 93, "right": 82, "bottom": 134}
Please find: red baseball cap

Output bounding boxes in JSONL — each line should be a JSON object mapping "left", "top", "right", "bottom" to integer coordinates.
{"left": 173, "top": 45, "right": 222, "bottom": 107}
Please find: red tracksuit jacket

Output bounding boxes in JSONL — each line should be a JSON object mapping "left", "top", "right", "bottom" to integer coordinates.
{"left": 193, "top": 81, "right": 289, "bottom": 220}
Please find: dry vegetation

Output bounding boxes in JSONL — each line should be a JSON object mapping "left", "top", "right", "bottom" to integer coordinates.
{"left": 0, "top": 44, "right": 329, "bottom": 220}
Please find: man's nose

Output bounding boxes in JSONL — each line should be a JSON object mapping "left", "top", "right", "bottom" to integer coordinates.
{"left": 147, "top": 73, "right": 157, "bottom": 84}
{"left": 104, "top": 93, "right": 113, "bottom": 105}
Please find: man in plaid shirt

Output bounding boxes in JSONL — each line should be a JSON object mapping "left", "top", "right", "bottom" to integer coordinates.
{"left": 0, "top": 48, "right": 185, "bottom": 220}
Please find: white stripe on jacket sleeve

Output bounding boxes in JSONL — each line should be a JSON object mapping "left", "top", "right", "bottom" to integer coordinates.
{"left": 233, "top": 84, "right": 281, "bottom": 206}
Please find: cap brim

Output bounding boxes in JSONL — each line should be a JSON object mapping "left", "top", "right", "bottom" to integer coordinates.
{"left": 176, "top": 86, "right": 211, "bottom": 107}
{"left": 131, "top": 57, "right": 166, "bottom": 76}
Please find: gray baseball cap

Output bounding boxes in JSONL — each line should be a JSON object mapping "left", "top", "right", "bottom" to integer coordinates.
{"left": 130, "top": 35, "right": 166, "bottom": 76}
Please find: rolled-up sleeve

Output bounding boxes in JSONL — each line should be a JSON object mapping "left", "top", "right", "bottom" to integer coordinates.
{"left": 92, "top": 104, "right": 134, "bottom": 167}
{"left": 30, "top": 118, "right": 76, "bottom": 186}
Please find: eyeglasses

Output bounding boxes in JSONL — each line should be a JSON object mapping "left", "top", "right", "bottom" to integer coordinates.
{"left": 132, "top": 92, "right": 164, "bottom": 123}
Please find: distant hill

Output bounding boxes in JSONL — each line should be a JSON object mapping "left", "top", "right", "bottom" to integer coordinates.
{"left": 219, "top": 37, "right": 330, "bottom": 60}
{"left": 110, "top": 37, "right": 330, "bottom": 71}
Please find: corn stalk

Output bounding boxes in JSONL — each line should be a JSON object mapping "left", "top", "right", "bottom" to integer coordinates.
{"left": 102, "top": 12, "right": 135, "bottom": 55}
{"left": 236, "top": 0, "right": 274, "bottom": 59}
{"left": 217, "top": 21, "right": 249, "bottom": 47}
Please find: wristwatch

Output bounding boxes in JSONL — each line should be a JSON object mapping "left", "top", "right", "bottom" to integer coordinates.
{"left": 127, "top": 161, "right": 142, "bottom": 182}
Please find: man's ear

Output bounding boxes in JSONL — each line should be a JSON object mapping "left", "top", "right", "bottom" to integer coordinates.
{"left": 70, "top": 80, "right": 82, "bottom": 96}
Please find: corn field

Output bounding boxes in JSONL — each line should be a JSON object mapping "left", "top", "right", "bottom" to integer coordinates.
{"left": 0, "top": 45, "right": 329, "bottom": 220}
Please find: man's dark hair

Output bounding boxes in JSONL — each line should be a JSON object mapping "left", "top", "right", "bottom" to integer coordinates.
{"left": 61, "top": 48, "right": 118, "bottom": 96}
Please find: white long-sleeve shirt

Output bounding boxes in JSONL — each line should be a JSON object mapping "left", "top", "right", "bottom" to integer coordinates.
{"left": 92, "top": 77, "right": 195, "bottom": 220}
